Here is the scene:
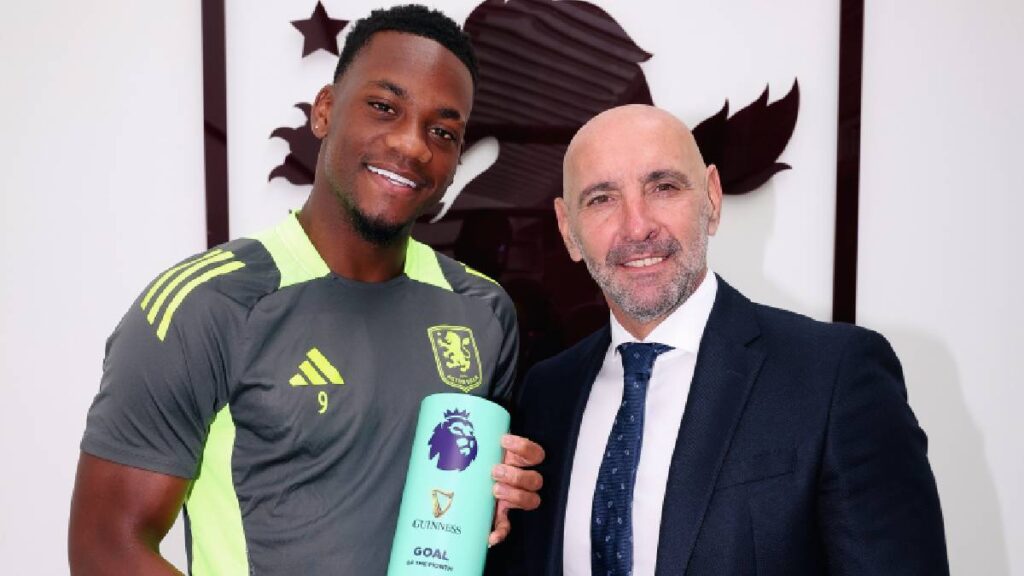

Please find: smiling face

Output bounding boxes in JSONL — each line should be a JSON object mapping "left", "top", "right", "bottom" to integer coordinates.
{"left": 556, "top": 105, "right": 723, "bottom": 337}
{"left": 311, "top": 31, "right": 474, "bottom": 245}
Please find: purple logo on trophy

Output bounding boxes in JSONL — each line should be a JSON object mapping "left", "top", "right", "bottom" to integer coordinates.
{"left": 428, "top": 409, "right": 479, "bottom": 472}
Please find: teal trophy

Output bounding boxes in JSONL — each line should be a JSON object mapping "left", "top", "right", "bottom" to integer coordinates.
{"left": 387, "top": 393, "right": 510, "bottom": 576}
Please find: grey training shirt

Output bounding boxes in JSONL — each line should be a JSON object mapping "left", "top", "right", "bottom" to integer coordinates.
{"left": 81, "top": 213, "right": 518, "bottom": 574}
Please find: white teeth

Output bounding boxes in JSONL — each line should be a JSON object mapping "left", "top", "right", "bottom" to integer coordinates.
{"left": 367, "top": 165, "right": 417, "bottom": 188}
{"left": 623, "top": 257, "right": 664, "bottom": 268}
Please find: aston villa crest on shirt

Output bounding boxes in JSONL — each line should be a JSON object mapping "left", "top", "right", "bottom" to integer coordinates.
{"left": 428, "top": 326, "right": 482, "bottom": 393}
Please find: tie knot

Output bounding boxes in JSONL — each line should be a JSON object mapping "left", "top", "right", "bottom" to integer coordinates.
{"left": 617, "top": 342, "right": 673, "bottom": 376}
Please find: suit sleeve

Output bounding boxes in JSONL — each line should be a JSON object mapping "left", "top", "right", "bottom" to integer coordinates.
{"left": 818, "top": 329, "right": 949, "bottom": 574}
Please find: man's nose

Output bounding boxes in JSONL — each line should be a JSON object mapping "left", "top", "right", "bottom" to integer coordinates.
{"left": 385, "top": 119, "right": 432, "bottom": 164}
{"left": 620, "top": 193, "right": 658, "bottom": 242}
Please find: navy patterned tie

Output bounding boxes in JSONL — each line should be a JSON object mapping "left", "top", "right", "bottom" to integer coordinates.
{"left": 591, "top": 342, "right": 673, "bottom": 576}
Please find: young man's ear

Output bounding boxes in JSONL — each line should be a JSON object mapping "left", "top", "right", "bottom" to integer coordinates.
{"left": 310, "top": 85, "right": 334, "bottom": 139}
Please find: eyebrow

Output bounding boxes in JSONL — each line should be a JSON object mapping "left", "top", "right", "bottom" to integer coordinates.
{"left": 371, "top": 79, "right": 464, "bottom": 122}
{"left": 644, "top": 169, "right": 695, "bottom": 189}
{"left": 438, "top": 107, "right": 464, "bottom": 121}
{"left": 372, "top": 79, "right": 406, "bottom": 98}
{"left": 577, "top": 180, "right": 619, "bottom": 207}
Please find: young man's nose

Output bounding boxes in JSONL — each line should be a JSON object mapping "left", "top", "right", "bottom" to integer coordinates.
{"left": 385, "top": 120, "right": 432, "bottom": 165}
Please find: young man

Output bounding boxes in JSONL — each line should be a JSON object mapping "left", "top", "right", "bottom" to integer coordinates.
{"left": 69, "top": 6, "right": 542, "bottom": 575}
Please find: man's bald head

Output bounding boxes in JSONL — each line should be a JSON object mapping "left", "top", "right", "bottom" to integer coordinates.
{"left": 554, "top": 104, "right": 723, "bottom": 339}
{"left": 563, "top": 105, "right": 707, "bottom": 205}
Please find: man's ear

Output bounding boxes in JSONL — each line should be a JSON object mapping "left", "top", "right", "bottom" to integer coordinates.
{"left": 310, "top": 85, "right": 334, "bottom": 139}
{"left": 705, "top": 164, "right": 724, "bottom": 236}
{"left": 554, "top": 197, "right": 583, "bottom": 262}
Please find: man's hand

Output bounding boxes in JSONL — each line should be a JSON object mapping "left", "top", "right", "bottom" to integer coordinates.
{"left": 489, "top": 434, "right": 545, "bottom": 547}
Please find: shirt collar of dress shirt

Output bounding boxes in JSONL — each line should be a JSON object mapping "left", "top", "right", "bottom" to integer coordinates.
{"left": 609, "top": 270, "right": 718, "bottom": 355}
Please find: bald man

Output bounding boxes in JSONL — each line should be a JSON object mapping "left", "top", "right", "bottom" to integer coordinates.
{"left": 494, "top": 106, "right": 948, "bottom": 575}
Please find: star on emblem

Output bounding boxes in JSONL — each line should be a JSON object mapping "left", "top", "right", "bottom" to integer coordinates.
{"left": 291, "top": 1, "right": 348, "bottom": 57}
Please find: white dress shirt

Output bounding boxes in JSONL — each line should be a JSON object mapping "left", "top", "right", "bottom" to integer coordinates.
{"left": 563, "top": 272, "right": 718, "bottom": 576}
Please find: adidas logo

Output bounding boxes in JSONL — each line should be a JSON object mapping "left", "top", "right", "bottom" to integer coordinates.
{"left": 290, "top": 348, "right": 345, "bottom": 386}
{"left": 140, "top": 249, "right": 245, "bottom": 341}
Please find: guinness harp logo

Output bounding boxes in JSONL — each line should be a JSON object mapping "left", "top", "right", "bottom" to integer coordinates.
{"left": 431, "top": 489, "right": 454, "bottom": 518}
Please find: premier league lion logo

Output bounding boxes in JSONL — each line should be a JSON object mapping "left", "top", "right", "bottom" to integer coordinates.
{"left": 428, "top": 409, "right": 479, "bottom": 472}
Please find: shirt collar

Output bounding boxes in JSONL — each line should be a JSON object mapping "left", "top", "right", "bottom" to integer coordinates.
{"left": 609, "top": 270, "right": 718, "bottom": 355}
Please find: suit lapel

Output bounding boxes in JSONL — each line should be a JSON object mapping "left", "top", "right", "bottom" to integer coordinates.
{"left": 654, "top": 279, "right": 765, "bottom": 575}
{"left": 546, "top": 325, "right": 610, "bottom": 575}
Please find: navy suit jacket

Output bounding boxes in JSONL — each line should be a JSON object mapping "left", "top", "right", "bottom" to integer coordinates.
{"left": 492, "top": 277, "right": 948, "bottom": 575}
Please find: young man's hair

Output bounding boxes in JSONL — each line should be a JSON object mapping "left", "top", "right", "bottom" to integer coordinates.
{"left": 333, "top": 4, "right": 478, "bottom": 87}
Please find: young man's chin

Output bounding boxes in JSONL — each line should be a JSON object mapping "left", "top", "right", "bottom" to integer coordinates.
{"left": 347, "top": 206, "right": 412, "bottom": 246}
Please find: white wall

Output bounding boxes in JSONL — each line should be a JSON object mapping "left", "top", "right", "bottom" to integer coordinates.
{"left": 859, "top": 0, "right": 1024, "bottom": 573}
{"left": 0, "top": 1, "right": 204, "bottom": 571}
{"left": 0, "top": 1, "right": 1020, "bottom": 574}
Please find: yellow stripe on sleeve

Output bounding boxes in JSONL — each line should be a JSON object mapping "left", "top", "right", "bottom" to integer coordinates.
{"left": 156, "top": 261, "right": 245, "bottom": 341}
{"left": 141, "top": 249, "right": 223, "bottom": 310}
{"left": 147, "top": 251, "right": 236, "bottom": 325}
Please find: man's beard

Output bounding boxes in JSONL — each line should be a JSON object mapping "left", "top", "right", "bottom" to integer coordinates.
{"left": 346, "top": 201, "right": 409, "bottom": 247}
{"left": 571, "top": 208, "right": 710, "bottom": 326}
{"left": 332, "top": 182, "right": 412, "bottom": 247}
